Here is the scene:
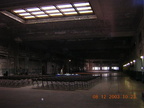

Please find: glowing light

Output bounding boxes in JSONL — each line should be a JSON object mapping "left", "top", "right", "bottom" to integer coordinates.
{"left": 19, "top": 13, "right": 31, "bottom": 16}
{"left": 31, "top": 11, "right": 45, "bottom": 15}
{"left": 41, "top": 6, "right": 56, "bottom": 10}
{"left": 127, "top": 63, "right": 130, "bottom": 65}
{"left": 2, "top": 1, "right": 96, "bottom": 24}
{"left": 79, "top": 10, "right": 93, "bottom": 14}
{"left": 74, "top": 2, "right": 90, "bottom": 7}
{"left": 46, "top": 10, "right": 60, "bottom": 13}
{"left": 26, "top": 7, "right": 40, "bottom": 12}
{"left": 76, "top": 7, "right": 91, "bottom": 11}
{"left": 63, "top": 12, "right": 77, "bottom": 15}
{"left": 23, "top": 16, "right": 35, "bottom": 19}
{"left": 92, "top": 67, "right": 100, "bottom": 70}
{"left": 36, "top": 14, "right": 49, "bottom": 18}
{"left": 57, "top": 4, "right": 72, "bottom": 8}
{"left": 49, "top": 13, "right": 63, "bottom": 16}
{"left": 140, "top": 56, "right": 144, "bottom": 59}
{"left": 102, "top": 66, "right": 110, "bottom": 70}
{"left": 13, "top": 9, "right": 26, "bottom": 13}
{"left": 111, "top": 67, "right": 119, "bottom": 70}
{"left": 60, "top": 8, "right": 75, "bottom": 12}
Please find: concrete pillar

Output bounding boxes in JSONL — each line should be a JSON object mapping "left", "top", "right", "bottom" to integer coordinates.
{"left": 136, "top": 58, "right": 142, "bottom": 71}
{"left": 47, "top": 62, "right": 53, "bottom": 75}
{"left": 24, "top": 57, "right": 29, "bottom": 74}
{"left": 14, "top": 43, "right": 20, "bottom": 75}
{"left": 89, "top": 60, "right": 93, "bottom": 71}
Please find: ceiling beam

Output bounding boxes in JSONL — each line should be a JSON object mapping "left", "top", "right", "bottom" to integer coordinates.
{"left": 110, "top": 31, "right": 135, "bottom": 37}
{"left": 20, "top": 31, "right": 134, "bottom": 41}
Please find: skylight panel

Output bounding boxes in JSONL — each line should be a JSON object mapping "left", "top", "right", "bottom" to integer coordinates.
{"left": 63, "top": 12, "right": 77, "bottom": 15}
{"left": 26, "top": 7, "right": 40, "bottom": 12}
{"left": 79, "top": 10, "right": 93, "bottom": 14}
{"left": 45, "top": 10, "right": 59, "bottom": 13}
{"left": 1, "top": 1, "right": 96, "bottom": 24}
{"left": 49, "top": 13, "right": 63, "bottom": 16}
{"left": 13, "top": 9, "right": 26, "bottom": 13}
{"left": 76, "top": 7, "right": 91, "bottom": 11}
{"left": 31, "top": 11, "right": 45, "bottom": 15}
{"left": 23, "top": 16, "right": 35, "bottom": 19}
{"left": 57, "top": 4, "right": 72, "bottom": 8}
{"left": 18, "top": 13, "right": 31, "bottom": 16}
{"left": 74, "top": 2, "right": 90, "bottom": 7}
{"left": 36, "top": 14, "right": 49, "bottom": 18}
{"left": 41, "top": 6, "right": 56, "bottom": 10}
{"left": 60, "top": 8, "right": 75, "bottom": 12}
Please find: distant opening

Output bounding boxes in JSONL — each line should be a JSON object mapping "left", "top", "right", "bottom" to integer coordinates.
{"left": 111, "top": 66, "right": 119, "bottom": 70}
{"left": 102, "top": 66, "right": 110, "bottom": 70}
{"left": 92, "top": 67, "right": 100, "bottom": 70}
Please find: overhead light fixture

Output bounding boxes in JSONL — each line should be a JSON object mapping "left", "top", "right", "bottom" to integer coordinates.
{"left": 60, "top": 8, "right": 75, "bottom": 12}
{"left": 57, "top": 4, "right": 72, "bottom": 8}
{"left": 1, "top": 1, "right": 96, "bottom": 24}
{"left": 31, "top": 11, "right": 45, "bottom": 15}
{"left": 133, "top": 60, "right": 136, "bottom": 63}
{"left": 13, "top": 9, "right": 26, "bottom": 13}
{"left": 19, "top": 13, "right": 31, "bottom": 16}
{"left": 24, "top": 16, "right": 35, "bottom": 19}
{"left": 41, "top": 6, "right": 56, "bottom": 10}
{"left": 127, "top": 63, "right": 130, "bottom": 65}
{"left": 45, "top": 10, "right": 60, "bottom": 13}
{"left": 79, "top": 10, "right": 93, "bottom": 14}
{"left": 74, "top": 2, "right": 90, "bottom": 7}
{"left": 63, "top": 12, "right": 77, "bottom": 15}
{"left": 26, "top": 7, "right": 40, "bottom": 12}
{"left": 49, "top": 13, "right": 63, "bottom": 16}
{"left": 36, "top": 14, "right": 49, "bottom": 18}
{"left": 140, "top": 56, "right": 144, "bottom": 59}
{"left": 76, "top": 7, "right": 91, "bottom": 10}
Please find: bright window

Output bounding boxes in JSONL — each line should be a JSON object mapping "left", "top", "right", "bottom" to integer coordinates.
{"left": 12, "top": 2, "right": 93, "bottom": 19}
{"left": 111, "top": 66, "right": 119, "bottom": 70}
{"left": 102, "top": 66, "right": 110, "bottom": 70}
{"left": 0, "top": 1, "right": 96, "bottom": 24}
{"left": 92, "top": 67, "right": 100, "bottom": 70}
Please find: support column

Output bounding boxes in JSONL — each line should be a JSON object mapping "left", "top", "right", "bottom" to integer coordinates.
{"left": 24, "top": 57, "right": 29, "bottom": 75}
{"left": 14, "top": 43, "right": 19, "bottom": 75}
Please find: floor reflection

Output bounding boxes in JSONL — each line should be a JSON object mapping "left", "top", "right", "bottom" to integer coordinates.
{"left": 89, "top": 71, "right": 122, "bottom": 77}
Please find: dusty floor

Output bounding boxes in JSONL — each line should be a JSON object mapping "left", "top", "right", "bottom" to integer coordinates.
{"left": 0, "top": 72, "right": 144, "bottom": 108}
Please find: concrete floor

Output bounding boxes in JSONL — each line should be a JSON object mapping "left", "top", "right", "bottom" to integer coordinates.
{"left": 0, "top": 72, "right": 144, "bottom": 108}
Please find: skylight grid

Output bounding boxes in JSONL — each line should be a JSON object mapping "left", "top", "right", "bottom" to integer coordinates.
{"left": 8, "top": 1, "right": 95, "bottom": 21}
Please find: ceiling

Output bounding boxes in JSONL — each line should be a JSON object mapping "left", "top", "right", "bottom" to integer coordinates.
{"left": 0, "top": 0, "right": 143, "bottom": 62}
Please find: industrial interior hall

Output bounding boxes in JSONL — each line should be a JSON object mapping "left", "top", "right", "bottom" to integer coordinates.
{"left": 0, "top": 0, "right": 144, "bottom": 108}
